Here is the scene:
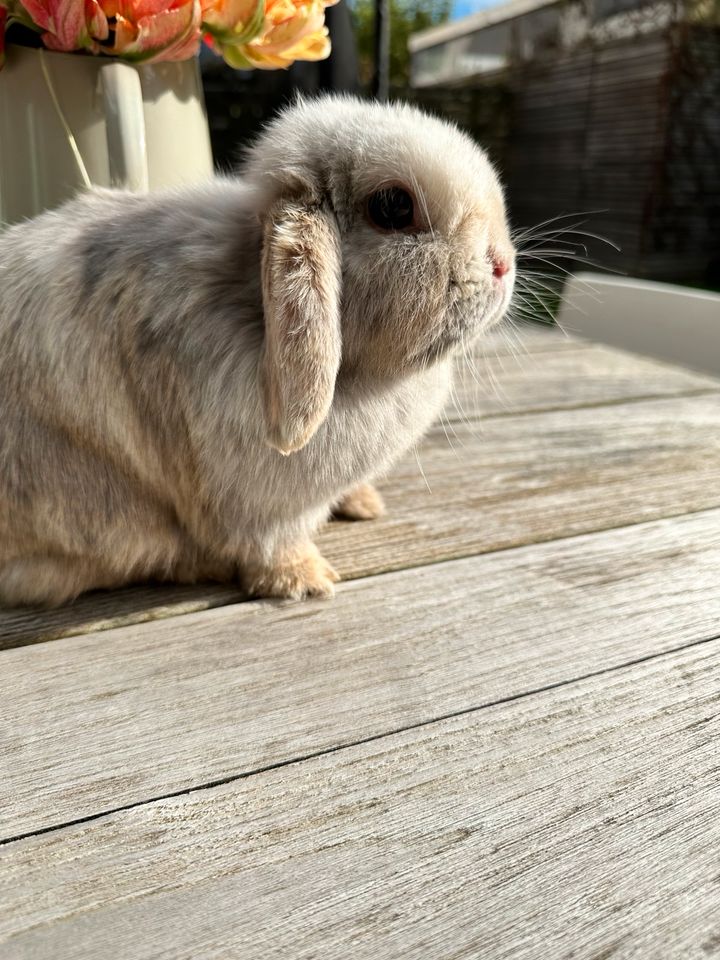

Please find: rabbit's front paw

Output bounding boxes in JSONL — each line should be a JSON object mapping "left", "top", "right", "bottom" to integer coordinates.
{"left": 333, "top": 482, "right": 385, "bottom": 521}
{"left": 244, "top": 542, "right": 340, "bottom": 601}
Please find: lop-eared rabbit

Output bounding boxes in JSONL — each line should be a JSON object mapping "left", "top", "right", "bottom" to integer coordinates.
{"left": 0, "top": 96, "right": 515, "bottom": 607}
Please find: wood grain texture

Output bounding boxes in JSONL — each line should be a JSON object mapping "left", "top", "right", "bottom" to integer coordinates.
{"left": 319, "top": 392, "right": 720, "bottom": 578}
{"left": 2, "top": 639, "right": 719, "bottom": 960}
{"left": 474, "top": 320, "right": 581, "bottom": 355}
{"left": 5, "top": 387, "right": 720, "bottom": 650}
{"left": 452, "top": 342, "right": 720, "bottom": 419}
{"left": 0, "top": 583, "right": 242, "bottom": 651}
{"left": 3, "top": 331, "right": 717, "bottom": 651}
{"left": 4, "top": 509, "right": 720, "bottom": 840}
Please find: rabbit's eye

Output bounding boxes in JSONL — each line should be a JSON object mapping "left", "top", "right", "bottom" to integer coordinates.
{"left": 366, "top": 187, "right": 415, "bottom": 231}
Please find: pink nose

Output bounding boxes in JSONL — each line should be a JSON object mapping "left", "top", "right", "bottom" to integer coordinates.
{"left": 493, "top": 257, "right": 512, "bottom": 280}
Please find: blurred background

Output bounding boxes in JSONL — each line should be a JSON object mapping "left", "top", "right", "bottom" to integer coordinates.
{"left": 201, "top": 0, "right": 720, "bottom": 295}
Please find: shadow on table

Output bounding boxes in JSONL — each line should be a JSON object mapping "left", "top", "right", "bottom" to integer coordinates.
{"left": 0, "top": 582, "right": 246, "bottom": 651}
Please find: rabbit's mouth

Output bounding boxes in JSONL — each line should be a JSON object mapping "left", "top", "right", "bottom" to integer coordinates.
{"left": 413, "top": 295, "right": 496, "bottom": 365}
{"left": 408, "top": 275, "right": 513, "bottom": 367}
{"left": 450, "top": 286, "right": 505, "bottom": 337}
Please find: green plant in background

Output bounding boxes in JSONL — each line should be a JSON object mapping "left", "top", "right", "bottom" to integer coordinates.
{"left": 686, "top": 0, "right": 720, "bottom": 22}
{"left": 350, "top": 0, "right": 451, "bottom": 89}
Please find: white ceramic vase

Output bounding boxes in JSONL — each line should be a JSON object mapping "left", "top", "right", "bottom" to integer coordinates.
{"left": 0, "top": 44, "right": 214, "bottom": 225}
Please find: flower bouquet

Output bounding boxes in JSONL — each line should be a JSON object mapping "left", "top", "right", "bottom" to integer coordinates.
{"left": 0, "top": 0, "right": 337, "bottom": 224}
{"left": 0, "top": 0, "right": 337, "bottom": 70}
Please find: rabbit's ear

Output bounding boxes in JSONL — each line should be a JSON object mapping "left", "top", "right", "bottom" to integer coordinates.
{"left": 260, "top": 201, "right": 342, "bottom": 455}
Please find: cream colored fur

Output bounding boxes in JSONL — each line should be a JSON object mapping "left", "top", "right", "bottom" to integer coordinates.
{"left": 0, "top": 95, "right": 515, "bottom": 606}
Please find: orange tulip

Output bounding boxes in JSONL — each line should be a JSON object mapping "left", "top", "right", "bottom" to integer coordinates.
{"left": 18, "top": 0, "right": 109, "bottom": 51}
{"left": 15, "top": 0, "right": 202, "bottom": 60}
{"left": 202, "top": 0, "right": 336, "bottom": 70}
{"left": 106, "top": 0, "right": 202, "bottom": 61}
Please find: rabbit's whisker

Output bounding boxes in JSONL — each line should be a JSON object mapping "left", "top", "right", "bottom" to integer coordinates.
{"left": 408, "top": 170, "right": 435, "bottom": 240}
{"left": 511, "top": 210, "right": 610, "bottom": 244}
{"left": 518, "top": 222, "right": 619, "bottom": 252}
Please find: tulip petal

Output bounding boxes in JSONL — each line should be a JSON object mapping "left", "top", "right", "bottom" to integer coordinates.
{"left": 112, "top": 11, "right": 138, "bottom": 47}
{"left": 280, "top": 24, "right": 329, "bottom": 60}
{"left": 241, "top": 24, "right": 329, "bottom": 67}
{"left": 218, "top": 40, "right": 257, "bottom": 68}
{"left": 202, "top": 0, "right": 262, "bottom": 43}
{"left": 155, "top": 3, "right": 202, "bottom": 59}
{"left": 16, "top": 0, "right": 52, "bottom": 32}
{"left": 256, "top": 7, "right": 324, "bottom": 55}
{"left": 116, "top": 0, "right": 170, "bottom": 22}
{"left": 21, "top": 0, "right": 87, "bottom": 46}
{"left": 86, "top": 0, "right": 108, "bottom": 38}
{"left": 111, "top": 0, "right": 201, "bottom": 61}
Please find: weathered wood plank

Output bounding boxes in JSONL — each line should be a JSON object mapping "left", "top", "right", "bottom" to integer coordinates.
{"left": 2, "top": 639, "right": 718, "bottom": 960}
{"left": 0, "top": 583, "right": 242, "bottom": 651}
{"left": 319, "top": 393, "right": 720, "bottom": 578}
{"left": 0, "top": 322, "right": 576, "bottom": 651}
{"left": 3, "top": 509, "right": 720, "bottom": 840}
{"left": 4, "top": 389, "right": 720, "bottom": 649}
{"left": 475, "top": 320, "right": 579, "bottom": 355}
{"left": 452, "top": 342, "right": 720, "bottom": 419}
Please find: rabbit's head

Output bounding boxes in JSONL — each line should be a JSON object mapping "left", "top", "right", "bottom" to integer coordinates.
{"left": 243, "top": 96, "right": 515, "bottom": 454}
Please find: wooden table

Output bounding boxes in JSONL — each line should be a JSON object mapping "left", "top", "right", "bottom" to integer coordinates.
{"left": 2, "top": 323, "right": 720, "bottom": 959}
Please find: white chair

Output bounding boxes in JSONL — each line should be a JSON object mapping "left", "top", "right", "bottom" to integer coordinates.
{"left": 557, "top": 272, "right": 720, "bottom": 377}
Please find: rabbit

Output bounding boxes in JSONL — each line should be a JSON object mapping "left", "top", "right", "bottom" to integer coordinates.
{"left": 0, "top": 95, "right": 515, "bottom": 608}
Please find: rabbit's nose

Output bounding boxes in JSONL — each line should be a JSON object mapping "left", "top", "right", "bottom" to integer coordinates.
{"left": 493, "top": 257, "right": 512, "bottom": 280}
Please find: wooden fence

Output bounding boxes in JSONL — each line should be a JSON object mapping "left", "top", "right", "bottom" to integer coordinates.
{"left": 408, "top": 25, "right": 720, "bottom": 287}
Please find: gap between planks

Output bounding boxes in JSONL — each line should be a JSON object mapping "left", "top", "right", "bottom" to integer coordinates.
{"left": 2, "top": 638, "right": 719, "bottom": 960}
{"left": 3, "top": 624, "right": 719, "bottom": 850}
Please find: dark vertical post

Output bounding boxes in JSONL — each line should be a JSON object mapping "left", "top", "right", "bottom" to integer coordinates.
{"left": 372, "top": 0, "right": 390, "bottom": 100}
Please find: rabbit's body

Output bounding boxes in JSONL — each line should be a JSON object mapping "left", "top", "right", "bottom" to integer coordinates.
{"left": 0, "top": 96, "right": 514, "bottom": 606}
{"left": 0, "top": 185, "right": 450, "bottom": 604}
